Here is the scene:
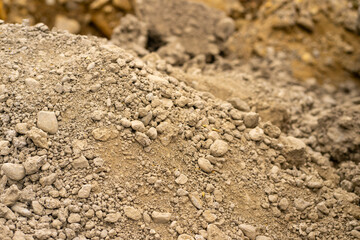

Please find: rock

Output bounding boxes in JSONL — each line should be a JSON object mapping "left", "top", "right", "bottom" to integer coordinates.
{"left": 37, "top": 111, "right": 58, "bottom": 134}
{"left": 1, "top": 163, "right": 25, "bottom": 181}
{"left": 215, "top": 17, "right": 235, "bottom": 40}
{"left": 0, "top": 203, "right": 16, "bottom": 220}
{"left": 32, "top": 201, "right": 44, "bottom": 215}
{"left": 256, "top": 236, "right": 272, "bottom": 240}
{"left": 72, "top": 155, "right": 89, "bottom": 169}
{"left": 207, "top": 224, "right": 227, "bottom": 240}
{"left": 27, "top": 127, "right": 48, "bottom": 149}
{"left": 131, "top": 120, "right": 146, "bottom": 132}
{"left": 135, "top": 132, "right": 151, "bottom": 147}
{"left": 54, "top": 15, "right": 81, "bottom": 34}
{"left": 146, "top": 127, "right": 157, "bottom": 140}
{"left": 25, "top": 78, "right": 40, "bottom": 88}
{"left": 316, "top": 202, "right": 329, "bottom": 215}
{"left": 39, "top": 173, "right": 57, "bottom": 186}
{"left": 0, "top": 140, "right": 11, "bottom": 155}
{"left": 78, "top": 184, "right": 92, "bottom": 198}
{"left": 351, "top": 230, "right": 360, "bottom": 239}
{"left": 0, "top": 184, "right": 20, "bottom": 206}
{"left": 120, "top": 118, "right": 131, "bottom": 127}
{"left": 244, "top": 112, "right": 259, "bottom": 128}
{"left": 0, "top": 224, "right": 12, "bottom": 240}
{"left": 198, "top": 158, "right": 214, "bottom": 173}
{"left": 175, "top": 174, "right": 188, "bottom": 185}
{"left": 68, "top": 213, "right": 81, "bottom": 223}
{"left": 178, "top": 234, "right": 195, "bottom": 240}
{"left": 11, "top": 203, "right": 32, "bottom": 217}
{"left": 239, "top": 224, "right": 257, "bottom": 240}
{"left": 278, "top": 198, "right": 289, "bottom": 211}
{"left": 105, "top": 213, "right": 121, "bottom": 223}
{"left": 15, "top": 123, "right": 29, "bottom": 134}
{"left": 189, "top": 192, "right": 203, "bottom": 209}
{"left": 151, "top": 211, "right": 171, "bottom": 223}
{"left": 13, "top": 231, "right": 26, "bottom": 240}
{"left": 202, "top": 210, "right": 217, "bottom": 223}
{"left": 34, "top": 229, "right": 52, "bottom": 240}
{"left": 228, "top": 98, "right": 250, "bottom": 112}
{"left": 210, "top": 140, "right": 229, "bottom": 157}
{"left": 124, "top": 206, "right": 142, "bottom": 220}
{"left": 92, "top": 127, "right": 119, "bottom": 141}
{"left": 249, "top": 127, "right": 264, "bottom": 141}
{"left": 23, "top": 155, "right": 46, "bottom": 175}
{"left": 280, "top": 136, "right": 307, "bottom": 167}
{"left": 113, "top": 0, "right": 132, "bottom": 12}
{"left": 294, "top": 198, "right": 312, "bottom": 211}
{"left": 263, "top": 122, "right": 281, "bottom": 138}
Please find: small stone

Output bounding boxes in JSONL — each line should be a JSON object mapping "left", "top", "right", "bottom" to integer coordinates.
{"left": 13, "top": 231, "right": 26, "bottom": 240}
{"left": 135, "top": 132, "right": 151, "bottom": 147}
{"left": 198, "top": 158, "right": 214, "bottom": 173}
{"left": 278, "top": 198, "right": 289, "bottom": 211}
{"left": 189, "top": 192, "right": 203, "bottom": 209}
{"left": 294, "top": 198, "right": 312, "bottom": 211}
{"left": 92, "top": 127, "right": 119, "bottom": 141}
{"left": 1, "top": 163, "right": 25, "bottom": 181}
{"left": 316, "top": 202, "right": 329, "bottom": 215}
{"left": 244, "top": 112, "right": 259, "bottom": 128}
{"left": 202, "top": 210, "right": 217, "bottom": 223}
{"left": 151, "top": 211, "right": 171, "bottom": 223}
{"left": 27, "top": 127, "right": 48, "bottom": 149}
{"left": 263, "top": 122, "right": 281, "bottom": 138}
{"left": 210, "top": 140, "right": 229, "bottom": 157}
{"left": 146, "top": 127, "right": 157, "bottom": 140}
{"left": 15, "top": 123, "right": 29, "bottom": 134}
{"left": 207, "top": 224, "right": 227, "bottom": 240}
{"left": 120, "top": 118, "right": 131, "bottom": 127}
{"left": 239, "top": 224, "right": 257, "bottom": 240}
{"left": 72, "top": 156, "right": 89, "bottom": 169}
{"left": 11, "top": 203, "right": 32, "bottom": 217}
{"left": 178, "top": 234, "right": 195, "bottom": 240}
{"left": 39, "top": 173, "right": 58, "bottom": 186}
{"left": 351, "top": 230, "right": 360, "bottom": 239}
{"left": 0, "top": 184, "right": 20, "bottom": 206}
{"left": 175, "top": 174, "right": 188, "bottom": 185}
{"left": 306, "top": 180, "right": 323, "bottom": 189}
{"left": 25, "top": 78, "right": 40, "bottom": 88}
{"left": 32, "top": 201, "right": 44, "bottom": 215}
{"left": 131, "top": 120, "right": 146, "bottom": 132}
{"left": 124, "top": 206, "right": 142, "bottom": 220}
{"left": 68, "top": 213, "right": 81, "bottom": 223}
{"left": 249, "top": 127, "right": 264, "bottom": 141}
{"left": 37, "top": 111, "right": 58, "bottom": 134}
{"left": 228, "top": 98, "right": 250, "bottom": 112}
{"left": 0, "top": 140, "right": 11, "bottom": 155}
{"left": 112, "top": 0, "right": 132, "bottom": 11}
{"left": 256, "top": 236, "right": 272, "bottom": 240}
{"left": 0, "top": 203, "right": 16, "bottom": 220}
{"left": 78, "top": 184, "right": 92, "bottom": 198}
{"left": 23, "top": 156, "right": 46, "bottom": 175}
{"left": 280, "top": 136, "right": 307, "bottom": 167}
{"left": 105, "top": 213, "right": 121, "bottom": 223}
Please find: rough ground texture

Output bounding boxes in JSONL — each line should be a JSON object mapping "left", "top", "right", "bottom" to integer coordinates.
{"left": 0, "top": 21, "right": 360, "bottom": 240}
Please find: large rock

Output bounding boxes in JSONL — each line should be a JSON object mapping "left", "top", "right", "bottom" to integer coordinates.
{"left": 1, "top": 163, "right": 26, "bottom": 181}
{"left": 37, "top": 111, "right": 58, "bottom": 134}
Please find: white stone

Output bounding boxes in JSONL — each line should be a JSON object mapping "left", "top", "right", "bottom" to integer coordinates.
{"left": 210, "top": 140, "right": 229, "bottom": 157}
{"left": 1, "top": 163, "right": 26, "bottom": 181}
{"left": 151, "top": 211, "right": 171, "bottom": 223}
{"left": 78, "top": 184, "right": 92, "bottom": 198}
{"left": 124, "top": 206, "right": 142, "bottom": 220}
{"left": 249, "top": 127, "right": 264, "bottom": 141}
{"left": 198, "top": 158, "right": 213, "bottom": 173}
{"left": 37, "top": 111, "right": 58, "bottom": 134}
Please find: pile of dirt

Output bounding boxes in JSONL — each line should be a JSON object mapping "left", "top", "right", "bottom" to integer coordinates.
{"left": 0, "top": 20, "right": 360, "bottom": 240}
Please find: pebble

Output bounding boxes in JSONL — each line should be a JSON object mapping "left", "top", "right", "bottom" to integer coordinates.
{"left": 228, "top": 97, "right": 250, "bottom": 112}
{"left": 0, "top": 140, "right": 10, "bottom": 155}
{"left": 0, "top": 184, "right": 20, "bottom": 206}
{"left": 15, "top": 123, "right": 29, "bottom": 134}
{"left": 244, "top": 112, "right": 259, "bottom": 128}
{"left": 54, "top": 15, "right": 81, "bottom": 34}
{"left": 25, "top": 78, "right": 40, "bottom": 88}
{"left": 152, "top": 211, "right": 172, "bottom": 223}
{"left": 104, "top": 213, "right": 121, "bottom": 223}
{"left": 178, "top": 234, "right": 195, "bottom": 240}
{"left": 202, "top": 210, "right": 217, "bottom": 223}
{"left": 23, "top": 156, "right": 46, "bottom": 175}
{"left": 198, "top": 158, "right": 214, "bottom": 173}
{"left": 189, "top": 192, "right": 203, "bottom": 209}
{"left": 27, "top": 127, "right": 48, "bottom": 149}
{"left": 78, "top": 184, "right": 92, "bottom": 198}
{"left": 72, "top": 156, "right": 89, "bottom": 169}
{"left": 68, "top": 213, "right": 81, "bottom": 223}
{"left": 37, "top": 111, "right": 58, "bottom": 134}
{"left": 263, "top": 122, "right": 281, "bottom": 138}
{"left": 281, "top": 136, "right": 307, "bottom": 166}
{"left": 278, "top": 198, "right": 289, "bottom": 211}
{"left": 316, "top": 202, "right": 329, "bottom": 215}
{"left": 146, "top": 127, "right": 158, "bottom": 140}
{"left": 124, "top": 206, "right": 142, "bottom": 220}
{"left": 210, "top": 140, "right": 229, "bottom": 157}
{"left": 294, "top": 198, "right": 312, "bottom": 211}
{"left": 135, "top": 132, "right": 151, "bottom": 147}
{"left": 256, "top": 236, "right": 272, "bottom": 240}
{"left": 1, "top": 163, "right": 26, "bottom": 181}
{"left": 239, "top": 224, "right": 257, "bottom": 240}
{"left": 131, "top": 120, "right": 146, "bottom": 132}
{"left": 249, "top": 127, "right": 264, "bottom": 141}
{"left": 207, "top": 224, "right": 227, "bottom": 240}
{"left": 175, "top": 174, "right": 188, "bottom": 185}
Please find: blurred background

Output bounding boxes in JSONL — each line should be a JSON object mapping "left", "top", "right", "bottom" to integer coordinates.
{"left": 0, "top": 0, "right": 359, "bottom": 85}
